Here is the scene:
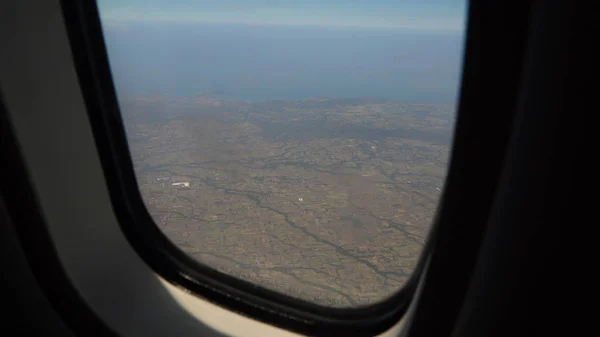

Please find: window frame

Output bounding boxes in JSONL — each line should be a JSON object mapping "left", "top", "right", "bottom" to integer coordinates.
{"left": 0, "top": 0, "right": 533, "bottom": 335}
{"left": 1, "top": 0, "right": 581, "bottom": 335}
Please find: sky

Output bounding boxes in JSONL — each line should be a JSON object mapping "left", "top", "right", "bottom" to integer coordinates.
{"left": 98, "top": 1, "right": 466, "bottom": 102}
{"left": 98, "top": 0, "right": 466, "bottom": 31}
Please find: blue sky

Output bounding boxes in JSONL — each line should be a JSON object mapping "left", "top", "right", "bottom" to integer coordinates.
{"left": 98, "top": 0, "right": 466, "bottom": 31}
{"left": 98, "top": 0, "right": 466, "bottom": 102}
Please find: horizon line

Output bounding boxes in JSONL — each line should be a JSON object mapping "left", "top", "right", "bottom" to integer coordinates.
{"left": 100, "top": 16, "right": 464, "bottom": 33}
{"left": 118, "top": 94, "right": 458, "bottom": 105}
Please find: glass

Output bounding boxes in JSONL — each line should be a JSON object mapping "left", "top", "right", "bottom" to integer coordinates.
{"left": 98, "top": 0, "right": 466, "bottom": 307}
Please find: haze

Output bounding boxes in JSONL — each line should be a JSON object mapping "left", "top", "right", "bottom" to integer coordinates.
{"left": 99, "top": 0, "right": 465, "bottom": 102}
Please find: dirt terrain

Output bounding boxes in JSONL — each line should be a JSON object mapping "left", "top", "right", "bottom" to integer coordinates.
{"left": 121, "top": 96, "right": 455, "bottom": 307}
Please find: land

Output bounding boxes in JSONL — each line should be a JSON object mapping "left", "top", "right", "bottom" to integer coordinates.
{"left": 121, "top": 96, "right": 455, "bottom": 307}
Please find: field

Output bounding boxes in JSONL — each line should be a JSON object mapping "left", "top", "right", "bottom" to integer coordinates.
{"left": 121, "top": 96, "right": 455, "bottom": 307}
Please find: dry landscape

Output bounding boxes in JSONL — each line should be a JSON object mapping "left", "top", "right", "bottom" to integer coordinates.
{"left": 121, "top": 96, "right": 455, "bottom": 307}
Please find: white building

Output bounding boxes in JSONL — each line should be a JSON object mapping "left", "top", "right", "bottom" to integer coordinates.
{"left": 172, "top": 182, "right": 191, "bottom": 188}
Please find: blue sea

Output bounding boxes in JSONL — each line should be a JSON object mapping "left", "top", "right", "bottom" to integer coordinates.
{"left": 101, "top": 22, "right": 464, "bottom": 103}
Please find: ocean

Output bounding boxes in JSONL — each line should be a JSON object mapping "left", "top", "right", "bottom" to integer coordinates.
{"left": 101, "top": 22, "right": 464, "bottom": 103}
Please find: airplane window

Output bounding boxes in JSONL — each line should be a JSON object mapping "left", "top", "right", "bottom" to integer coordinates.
{"left": 96, "top": 0, "right": 466, "bottom": 307}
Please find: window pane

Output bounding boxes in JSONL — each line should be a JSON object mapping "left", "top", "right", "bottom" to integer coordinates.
{"left": 98, "top": 0, "right": 466, "bottom": 307}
